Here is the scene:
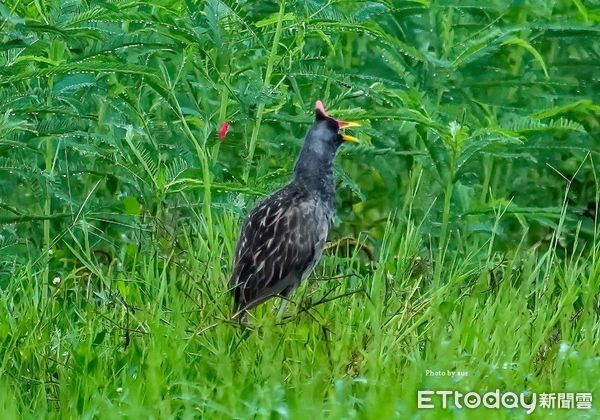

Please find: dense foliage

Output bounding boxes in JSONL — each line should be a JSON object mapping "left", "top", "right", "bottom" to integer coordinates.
{"left": 0, "top": 0, "right": 599, "bottom": 417}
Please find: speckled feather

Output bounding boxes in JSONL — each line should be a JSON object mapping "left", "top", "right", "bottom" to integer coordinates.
{"left": 230, "top": 184, "right": 331, "bottom": 312}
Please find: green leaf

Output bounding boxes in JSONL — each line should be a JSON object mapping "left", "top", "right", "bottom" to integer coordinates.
{"left": 122, "top": 196, "right": 142, "bottom": 216}
{"left": 501, "top": 37, "right": 549, "bottom": 79}
{"left": 456, "top": 132, "right": 523, "bottom": 178}
{"left": 255, "top": 12, "right": 295, "bottom": 28}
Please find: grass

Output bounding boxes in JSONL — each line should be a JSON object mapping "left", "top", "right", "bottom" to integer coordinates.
{"left": 1, "top": 0, "right": 600, "bottom": 418}
{"left": 1, "top": 189, "right": 598, "bottom": 418}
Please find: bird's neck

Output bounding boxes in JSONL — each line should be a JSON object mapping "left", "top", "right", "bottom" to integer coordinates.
{"left": 293, "top": 146, "right": 335, "bottom": 202}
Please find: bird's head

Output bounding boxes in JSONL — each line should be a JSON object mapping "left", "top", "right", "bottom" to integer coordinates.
{"left": 312, "top": 100, "right": 360, "bottom": 148}
{"left": 294, "top": 100, "right": 361, "bottom": 184}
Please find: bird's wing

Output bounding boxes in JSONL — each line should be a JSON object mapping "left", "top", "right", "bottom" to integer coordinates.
{"left": 230, "top": 189, "right": 327, "bottom": 311}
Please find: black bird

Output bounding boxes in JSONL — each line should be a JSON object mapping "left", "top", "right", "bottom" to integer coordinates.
{"left": 230, "top": 100, "right": 360, "bottom": 318}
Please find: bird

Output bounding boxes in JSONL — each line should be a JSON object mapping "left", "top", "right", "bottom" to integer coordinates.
{"left": 229, "top": 100, "right": 360, "bottom": 319}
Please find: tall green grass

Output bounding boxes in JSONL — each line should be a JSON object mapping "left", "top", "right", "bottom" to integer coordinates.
{"left": 1, "top": 183, "right": 599, "bottom": 417}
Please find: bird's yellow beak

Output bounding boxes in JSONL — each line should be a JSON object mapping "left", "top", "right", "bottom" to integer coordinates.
{"left": 341, "top": 133, "right": 359, "bottom": 143}
{"left": 339, "top": 120, "right": 360, "bottom": 143}
{"left": 338, "top": 120, "right": 361, "bottom": 129}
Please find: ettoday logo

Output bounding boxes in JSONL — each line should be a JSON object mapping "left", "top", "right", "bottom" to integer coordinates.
{"left": 417, "top": 390, "right": 593, "bottom": 414}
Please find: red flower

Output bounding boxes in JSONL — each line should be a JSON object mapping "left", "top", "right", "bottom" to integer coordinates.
{"left": 219, "top": 121, "right": 229, "bottom": 140}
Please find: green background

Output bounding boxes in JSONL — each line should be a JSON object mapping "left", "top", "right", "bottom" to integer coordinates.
{"left": 0, "top": 0, "right": 599, "bottom": 418}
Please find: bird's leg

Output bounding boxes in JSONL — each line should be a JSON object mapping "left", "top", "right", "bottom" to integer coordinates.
{"left": 237, "top": 311, "right": 249, "bottom": 324}
{"left": 276, "top": 290, "right": 298, "bottom": 320}
{"left": 276, "top": 298, "right": 289, "bottom": 320}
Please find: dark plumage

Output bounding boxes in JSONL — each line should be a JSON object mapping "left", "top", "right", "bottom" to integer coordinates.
{"left": 230, "top": 101, "right": 359, "bottom": 317}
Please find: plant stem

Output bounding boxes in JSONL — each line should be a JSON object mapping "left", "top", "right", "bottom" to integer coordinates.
{"left": 434, "top": 151, "right": 456, "bottom": 287}
{"left": 211, "top": 67, "right": 230, "bottom": 164}
{"left": 172, "top": 100, "right": 215, "bottom": 249}
{"left": 44, "top": 136, "right": 52, "bottom": 289}
{"left": 43, "top": 75, "right": 55, "bottom": 300}
{"left": 243, "top": 0, "right": 286, "bottom": 182}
